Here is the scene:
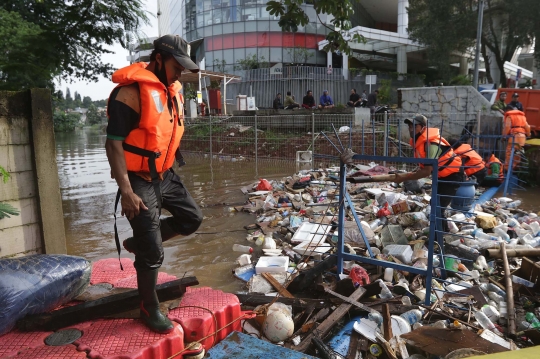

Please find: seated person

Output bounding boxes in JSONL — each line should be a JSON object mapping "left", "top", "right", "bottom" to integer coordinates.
{"left": 347, "top": 88, "right": 361, "bottom": 107}
{"left": 319, "top": 90, "right": 334, "bottom": 109}
{"left": 273, "top": 93, "right": 284, "bottom": 109}
{"left": 284, "top": 91, "right": 300, "bottom": 109}
{"left": 302, "top": 90, "right": 317, "bottom": 109}
{"left": 482, "top": 153, "right": 504, "bottom": 187}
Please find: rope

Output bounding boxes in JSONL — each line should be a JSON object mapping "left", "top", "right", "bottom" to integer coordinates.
{"left": 166, "top": 307, "right": 255, "bottom": 359}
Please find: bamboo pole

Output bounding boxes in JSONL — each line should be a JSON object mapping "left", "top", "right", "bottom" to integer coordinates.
{"left": 500, "top": 243, "right": 516, "bottom": 338}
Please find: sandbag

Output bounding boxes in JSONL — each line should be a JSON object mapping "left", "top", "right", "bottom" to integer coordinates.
{"left": 0, "top": 254, "right": 91, "bottom": 336}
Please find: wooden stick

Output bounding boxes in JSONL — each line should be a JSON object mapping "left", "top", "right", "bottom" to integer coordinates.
{"left": 295, "top": 286, "right": 367, "bottom": 352}
{"left": 382, "top": 303, "right": 393, "bottom": 341}
{"left": 347, "top": 173, "right": 401, "bottom": 184}
{"left": 324, "top": 287, "right": 377, "bottom": 313}
{"left": 261, "top": 272, "right": 294, "bottom": 298}
{"left": 501, "top": 243, "right": 516, "bottom": 338}
{"left": 418, "top": 304, "right": 481, "bottom": 330}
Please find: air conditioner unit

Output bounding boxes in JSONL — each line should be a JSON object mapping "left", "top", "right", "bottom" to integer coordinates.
{"left": 247, "top": 15, "right": 255, "bottom": 21}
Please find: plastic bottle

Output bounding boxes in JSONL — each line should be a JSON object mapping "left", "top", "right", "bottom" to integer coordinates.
{"left": 377, "top": 279, "right": 394, "bottom": 299}
{"left": 451, "top": 213, "right": 466, "bottom": 222}
{"left": 481, "top": 305, "right": 500, "bottom": 322}
{"left": 400, "top": 309, "right": 424, "bottom": 326}
{"left": 369, "top": 219, "right": 381, "bottom": 230}
{"left": 488, "top": 291, "right": 504, "bottom": 304}
{"left": 504, "top": 200, "right": 522, "bottom": 209}
{"left": 383, "top": 268, "right": 394, "bottom": 282}
{"left": 255, "top": 235, "right": 265, "bottom": 246}
{"left": 475, "top": 231, "right": 499, "bottom": 241}
{"left": 506, "top": 218, "right": 521, "bottom": 228}
{"left": 474, "top": 311, "right": 502, "bottom": 335}
{"left": 447, "top": 221, "right": 459, "bottom": 234}
{"left": 493, "top": 227, "right": 510, "bottom": 242}
{"left": 529, "top": 221, "right": 540, "bottom": 236}
{"left": 525, "top": 312, "right": 540, "bottom": 328}
{"left": 232, "top": 244, "right": 254, "bottom": 253}
{"left": 368, "top": 312, "right": 383, "bottom": 325}
{"left": 474, "top": 255, "right": 489, "bottom": 271}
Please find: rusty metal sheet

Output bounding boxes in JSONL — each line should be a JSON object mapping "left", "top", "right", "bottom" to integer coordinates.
{"left": 443, "top": 285, "right": 488, "bottom": 307}
{"left": 401, "top": 327, "right": 509, "bottom": 357}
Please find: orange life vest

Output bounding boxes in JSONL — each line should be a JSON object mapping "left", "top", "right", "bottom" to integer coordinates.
{"left": 409, "top": 127, "right": 462, "bottom": 178}
{"left": 505, "top": 110, "right": 528, "bottom": 135}
{"left": 486, "top": 154, "right": 504, "bottom": 178}
{"left": 110, "top": 63, "right": 184, "bottom": 174}
{"left": 454, "top": 144, "right": 485, "bottom": 176}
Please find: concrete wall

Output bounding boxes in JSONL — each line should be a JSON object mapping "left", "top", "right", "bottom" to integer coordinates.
{"left": 0, "top": 89, "right": 66, "bottom": 258}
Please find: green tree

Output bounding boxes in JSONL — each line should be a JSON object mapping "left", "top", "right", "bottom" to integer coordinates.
{"left": 266, "top": 0, "right": 364, "bottom": 56}
{"left": 286, "top": 48, "right": 314, "bottom": 64}
{"left": 235, "top": 54, "right": 269, "bottom": 70}
{"left": 82, "top": 96, "right": 92, "bottom": 108}
{"left": 86, "top": 104, "right": 101, "bottom": 125}
{"left": 53, "top": 111, "right": 81, "bottom": 132}
{"left": 0, "top": 0, "right": 148, "bottom": 91}
{"left": 408, "top": 0, "right": 540, "bottom": 86}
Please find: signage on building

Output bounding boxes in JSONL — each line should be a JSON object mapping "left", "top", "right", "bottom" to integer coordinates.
{"left": 352, "top": 53, "right": 395, "bottom": 63}
{"left": 270, "top": 63, "right": 283, "bottom": 75}
{"left": 366, "top": 75, "right": 377, "bottom": 85}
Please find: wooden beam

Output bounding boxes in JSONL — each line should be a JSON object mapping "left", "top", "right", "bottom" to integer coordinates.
{"left": 294, "top": 286, "right": 367, "bottom": 353}
{"left": 17, "top": 276, "right": 198, "bottom": 331}
{"left": 382, "top": 304, "right": 393, "bottom": 341}
{"left": 261, "top": 273, "right": 294, "bottom": 298}
{"left": 236, "top": 294, "right": 328, "bottom": 309}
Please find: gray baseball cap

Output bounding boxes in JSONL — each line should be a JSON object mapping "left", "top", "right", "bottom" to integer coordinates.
{"left": 154, "top": 35, "right": 199, "bottom": 73}
{"left": 404, "top": 114, "right": 427, "bottom": 127}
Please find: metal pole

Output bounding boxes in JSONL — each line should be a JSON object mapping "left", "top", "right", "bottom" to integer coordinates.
{"left": 473, "top": 0, "right": 485, "bottom": 89}
{"left": 312, "top": 112, "right": 315, "bottom": 169}
{"left": 255, "top": 114, "right": 258, "bottom": 171}
{"left": 383, "top": 111, "right": 388, "bottom": 167}
{"left": 223, "top": 74, "right": 227, "bottom": 116}
{"left": 501, "top": 243, "right": 516, "bottom": 338}
{"left": 476, "top": 111, "right": 481, "bottom": 151}
{"left": 209, "top": 115, "right": 212, "bottom": 159}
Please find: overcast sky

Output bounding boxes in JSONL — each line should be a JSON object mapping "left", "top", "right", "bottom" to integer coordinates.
{"left": 57, "top": 1, "right": 158, "bottom": 101}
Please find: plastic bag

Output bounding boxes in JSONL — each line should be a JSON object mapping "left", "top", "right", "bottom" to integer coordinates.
{"left": 256, "top": 178, "right": 273, "bottom": 191}
{"left": 350, "top": 266, "right": 370, "bottom": 286}
{"left": 0, "top": 254, "right": 91, "bottom": 336}
{"left": 377, "top": 203, "right": 392, "bottom": 218}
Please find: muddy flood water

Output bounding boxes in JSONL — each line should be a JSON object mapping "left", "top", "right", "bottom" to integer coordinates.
{"left": 55, "top": 128, "right": 301, "bottom": 293}
{"left": 55, "top": 128, "right": 540, "bottom": 293}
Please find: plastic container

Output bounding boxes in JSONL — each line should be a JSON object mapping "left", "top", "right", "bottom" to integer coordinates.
{"left": 236, "top": 254, "right": 252, "bottom": 266}
{"left": 400, "top": 309, "right": 423, "bottom": 326}
{"left": 369, "top": 219, "right": 381, "bottom": 230}
{"left": 474, "top": 311, "right": 502, "bottom": 334}
{"left": 451, "top": 213, "right": 466, "bottom": 222}
{"left": 382, "top": 245, "right": 413, "bottom": 264}
{"left": 233, "top": 244, "right": 253, "bottom": 253}
{"left": 529, "top": 221, "right": 540, "bottom": 236}
{"left": 450, "top": 181, "right": 476, "bottom": 211}
{"left": 475, "top": 231, "right": 499, "bottom": 241}
{"left": 447, "top": 221, "right": 459, "bottom": 234}
{"left": 504, "top": 200, "right": 521, "bottom": 209}
{"left": 480, "top": 283, "right": 506, "bottom": 297}
{"left": 384, "top": 268, "right": 394, "bottom": 282}
{"left": 493, "top": 227, "right": 510, "bottom": 242}
{"left": 525, "top": 312, "right": 540, "bottom": 328}
{"left": 378, "top": 280, "right": 394, "bottom": 299}
{"left": 481, "top": 305, "right": 500, "bottom": 322}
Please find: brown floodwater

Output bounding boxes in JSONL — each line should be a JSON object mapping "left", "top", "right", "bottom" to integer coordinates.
{"left": 55, "top": 128, "right": 300, "bottom": 293}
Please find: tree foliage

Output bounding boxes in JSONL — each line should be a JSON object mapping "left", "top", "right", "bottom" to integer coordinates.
{"left": 86, "top": 104, "right": 102, "bottom": 125}
{"left": 408, "top": 0, "right": 539, "bottom": 85}
{"left": 266, "top": 0, "right": 364, "bottom": 56}
{"left": 235, "top": 54, "right": 269, "bottom": 70}
{"left": 0, "top": 0, "right": 149, "bottom": 91}
{"left": 286, "top": 48, "right": 314, "bottom": 64}
{"left": 53, "top": 111, "right": 81, "bottom": 132}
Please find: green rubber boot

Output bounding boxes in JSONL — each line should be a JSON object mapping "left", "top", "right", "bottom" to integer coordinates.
{"left": 137, "top": 269, "right": 174, "bottom": 334}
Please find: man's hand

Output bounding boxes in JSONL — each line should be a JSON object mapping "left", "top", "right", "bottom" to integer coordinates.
{"left": 340, "top": 148, "right": 356, "bottom": 165}
{"left": 121, "top": 190, "right": 148, "bottom": 220}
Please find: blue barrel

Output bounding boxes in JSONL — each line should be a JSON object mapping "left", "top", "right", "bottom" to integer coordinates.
{"left": 450, "top": 181, "right": 476, "bottom": 211}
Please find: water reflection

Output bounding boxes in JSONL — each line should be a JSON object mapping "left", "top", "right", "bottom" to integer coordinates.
{"left": 55, "top": 128, "right": 299, "bottom": 292}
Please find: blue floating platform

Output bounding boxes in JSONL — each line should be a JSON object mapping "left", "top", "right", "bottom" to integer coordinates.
{"left": 205, "top": 331, "right": 318, "bottom": 358}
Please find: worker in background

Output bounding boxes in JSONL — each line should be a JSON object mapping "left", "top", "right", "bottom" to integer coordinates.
{"left": 502, "top": 105, "right": 530, "bottom": 171}
{"left": 509, "top": 92, "right": 524, "bottom": 112}
{"left": 483, "top": 153, "right": 504, "bottom": 187}
{"left": 448, "top": 139, "right": 487, "bottom": 185}
{"left": 393, "top": 115, "right": 464, "bottom": 214}
{"left": 491, "top": 92, "right": 507, "bottom": 115}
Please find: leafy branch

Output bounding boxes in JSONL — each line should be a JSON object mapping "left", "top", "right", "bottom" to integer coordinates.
{"left": 0, "top": 166, "right": 19, "bottom": 219}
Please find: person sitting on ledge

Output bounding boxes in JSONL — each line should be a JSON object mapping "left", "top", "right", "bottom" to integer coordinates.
{"left": 302, "top": 90, "right": 317, "bottom": 109}
{"left": 319, "top": 89, "right": 334, "bottom": 109}
{"left": 284, "top": 91, "right": 300, "bottom": 109}
{"left": 273, "top": 93, "right": 284, "bottom": 109}
{"left": 347, "top": 88, "right": 361, "bottom": 107}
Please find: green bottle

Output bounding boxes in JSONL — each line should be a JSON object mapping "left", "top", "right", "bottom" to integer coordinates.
{"left": 525, "top": 312, "right": 540, "bottom": 328}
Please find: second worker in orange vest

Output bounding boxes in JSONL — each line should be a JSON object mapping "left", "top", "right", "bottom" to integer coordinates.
{"left": 394, "top": 115, "right": 465, "bottom": 212}
{"left": 448, "top": 139, "right": 487, "bottom": 185}
{"left": 503, "top": 106, "right": 530, "bottom": 171}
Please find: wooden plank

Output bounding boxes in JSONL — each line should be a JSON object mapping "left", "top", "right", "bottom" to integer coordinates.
{"left": 0, "top": 116, "right": 30, "bottom": 145}
{"left": 382, "top": 304, "right": 392, "bottom": 341}
{"left": 261, "top": 272, "right": 294, "bottom": 298}
{"left": 0, "top": 198, "right": 40, "bottom": 230}
{"left": 294, "top": 286, "right": 367, "bottom": 353}
{"left": 0, "top": 170, "right": 37, "bottom": 202}
{"left": 0, "top": 223, "right": 42, "bottom": 258}
{"left": 235, "top": 293, "right": 328, "bottom": 309}
{"left": 346, "top": 329, "right": 362, "bottom": 359}
{"left": 324, "top": 287, "right": 376, "bottom": 313}
{"left": 17, "top": 276, "right": 199, "bottom": 331}
{"left": 0, "top": 144, "right": 34, "bottom": 173}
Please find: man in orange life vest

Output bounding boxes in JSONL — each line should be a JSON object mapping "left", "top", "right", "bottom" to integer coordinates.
{"left": 105, "top": 35, "right": 203, "bottom": 334}
{"left": 394, "top": 115, "right": 464, "bottom": 212}
{"left": 502, "top": 105, "right": 530, "bottom": 171}
{"left": 447, "top": 139, "right": 487, "bottom": 185}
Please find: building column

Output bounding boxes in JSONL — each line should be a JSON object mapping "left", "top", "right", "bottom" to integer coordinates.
{"left": 342, "top": 53, "right": 349, "bottom": 80}
{"left": 397, "top": 47, "right": 407, "bottom": 78}
{"left": 459, "top": 57, "right": 469, "bottom": 76}
{"left": 398, "top": 0, "right": 409, "bottom": 35}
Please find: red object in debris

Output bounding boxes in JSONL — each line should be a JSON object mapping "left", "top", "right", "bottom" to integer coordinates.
{"left": 350, "top": 266, "right": 370, "bottom": 286}
{"left": 169, "top": 287, "right": 243, "bottom": 350}
{"left": 256, "top": 179, "right": 272, "bottom": 191}
{"left": 377, "top": 203, "right": 391, "bottom": 218}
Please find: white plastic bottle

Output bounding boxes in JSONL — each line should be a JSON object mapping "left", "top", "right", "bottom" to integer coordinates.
{"left": 232, "top": 244, "right": 254, "bottom": 253}
{"left": 506, "top": 218, "right": 521, "bottom": 228}
{"left": 377, "top": 279, "right": 394, "bottom": 299}
{"left": 474, "top": 311, "right": 502, "bottom": 335}
{"left": 384, "top": 268, "right": 394, "bottom": 282}
{"left": 400, "top": 309, "right": 424, "bottom": 326}
{"left": 504, "top": 200, "right": 521, "bottom": 209}
{"left": 493, "top": 227, "right": 510, "bottom": 242}
{"left": 476, "top": 231, "right": 499, "bottom": 241}
{"left": 529, "top": 221, "right": 540, "bottom": 236}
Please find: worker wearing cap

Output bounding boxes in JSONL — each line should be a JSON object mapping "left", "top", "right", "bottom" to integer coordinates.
{"left": 395, "top": 115, "right": 464, "bottom": 212}
{"left": 105, "top": 35, "right": 203, "bottom": 333}
{"left": 509, "top": 92, "right": 524, "bottom": 112}
{"left": 503, "top": 105, "right": 530, "bottom": 171}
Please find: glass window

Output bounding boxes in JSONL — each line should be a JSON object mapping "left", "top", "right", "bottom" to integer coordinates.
{"left": 223, "top": 23, "right": 233, "bottom": 34}
{"left": 245, "top": 21, "right": 256, "bottom": 32}
{"left": 245, "top": 47, "right": 257, "bottom": 58}
{"left": 234, "top": 21, "right": 244, "bottom": 32}
{"left": 258, "top": 5, "right": 270, "bottom": 20}
{"left": 257, "top": 20, "right": 270, "bottom": 32}
{"left": 223, "top": 49, "right": 234, "bottom": 65}
{"left": 204, "top": 26, "right": 212, "bottom": 37}
{"left": 197, "top": 14, "right": 204, "bottom": 28}
{"left": 205, "top": 51, "right": 214, "bottom": 65}
{"left": 245, "top": 32, "right": 257, "bottom": 47}
{"left": 220, "top": 6, "right": 231, "bottom": 23}
{"left": 270, "top": 21, "right": 281, "bottom": 31}
{"left": 213, "top": 24, "right": 223, "bottom": 36}
{"left": 257, "top": 47, "right": 270, "bottom": 62}
{"left": 196, "top": 0, "right": 203, "bottom": 13}
{"left": 213, "top": 50, "right": 224, "bottom": 65}
{"left": 282, "top": 48, "right": 292, "bottom": 63}
{"left": 243, "top": 5, "right": 257, "bottom": 21}
{"left": 257, "top": 32, "right": 269, "bottom": 47}
{"left": 212, "top": 0, "right": 222, "bottom": 9}
{"left": 213, "top": 34, "right": 223, "bottom": 50}
{"left": 303, "top": 5, "right": 317, "bottom": 23}
{"left": 269, "top": 47, "right": 282, "bottom": 62}
{"left": 233, "top": 33, "right": 245, "bottom": 47}
{"left": 305, "top": 22, "right": 317, "bottom": 34}
{"left": 203, "top": 10, "right": 213, "bottom": 26}
{"left": 234, "top": 48, "right": 246, "bottom": 63}
{"left": 316, "top": 50, "right": 326, "bottom": 65}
